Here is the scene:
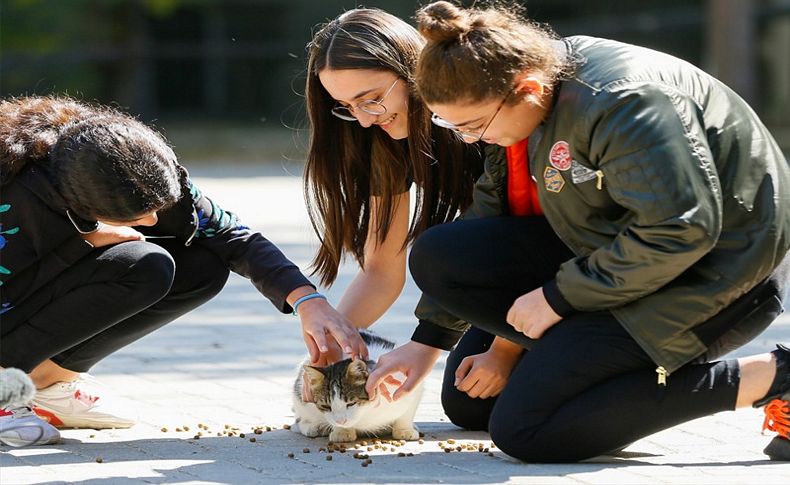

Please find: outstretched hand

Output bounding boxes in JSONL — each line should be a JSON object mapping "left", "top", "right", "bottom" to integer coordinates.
{"left": 365, "top": 341, "right": 442, "bottom": 402}
{"left": 297, "top": 297, "right": 368, "bottom": 364}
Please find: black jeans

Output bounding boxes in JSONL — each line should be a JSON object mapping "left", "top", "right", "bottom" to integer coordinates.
{"left": 410, "top": 216, "right": 777, "bottom": 462}
{"left": 1, "top": 240, "right": 229, "bottom": 373}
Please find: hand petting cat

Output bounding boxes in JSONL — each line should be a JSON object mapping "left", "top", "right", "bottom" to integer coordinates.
{"left": 366, "top": 341, "right": 442, "bottom": 402}
{"left": 454, "top": 337, "right": 524, "bottom": 399}
{"left": 293, "top": 292, "right": 369, "bottom": 365}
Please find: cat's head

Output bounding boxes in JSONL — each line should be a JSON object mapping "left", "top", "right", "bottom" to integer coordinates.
{"left": 303, "top": 358, "right": 373, "bottom": 428}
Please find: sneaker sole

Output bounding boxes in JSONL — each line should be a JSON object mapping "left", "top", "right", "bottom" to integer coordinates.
{"left": 765, "top": 436, "right": 790, "bottom": 461}
{"left": 0, "top": 429, "right": 61, "bottom": 446}
{"left": 33, "top": 406, "right": 134, "bottom": 430}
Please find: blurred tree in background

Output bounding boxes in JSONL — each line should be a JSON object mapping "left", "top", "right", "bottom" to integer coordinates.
{"left": 1, "top": 0, "right": 788, "bottom": 159}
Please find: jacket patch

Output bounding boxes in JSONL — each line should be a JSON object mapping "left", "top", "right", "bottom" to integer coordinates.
{"left": 571, "top": 160, "right": 598, "bottom": 184}
{"left": 549, "top": 141, "right": 572, "bottom": 171}
{"left": 543, "top": 167, "right": 565, "bottom": 193}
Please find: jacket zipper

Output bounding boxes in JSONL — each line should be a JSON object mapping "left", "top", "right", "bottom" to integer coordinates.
{"left": 656, "top": 366, "right": 668, "bottom": 386}
{"left": 184, "top": 208, "right": 199, "bottom": 247}
{"left": 595, "top": 170, "right": 604, "bottom": 190}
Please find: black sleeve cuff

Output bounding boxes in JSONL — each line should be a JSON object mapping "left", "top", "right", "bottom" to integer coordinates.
{"left": 542, "top": 278, "right": 576, "bottom": 317}
{"left": 410, "top": 320, "right": 464, "bottom": 351}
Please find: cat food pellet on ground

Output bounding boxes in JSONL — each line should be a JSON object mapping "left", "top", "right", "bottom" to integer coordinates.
{"left": 419, "top": 432, "right": 425, "bottom": 437}
{"left": 240, "top": 433, "right": 245, "bottom": 438}
{"left": 183, "top": 426, "right": 190, "bottom": 431}
{"left": 250, "top": 437, "right": 256, "bottom": 442}
{"left": 488, "top": 452, "right": 495, "bottom": 457}
{"left": 303, "top": 448, "right": 310, "bottom": 453}
{"left": 161, "top": 427, "right": 168, "bottom": 432}
{"left": 175, "top": 428, "right": 182, "bottom": 432}
{"left": 254, "top": 429, "right": 262, "bottom": 435}
{"left": 193, "top": 435, "right": 200, "bottom": 439}
{"left": 444, "top": 448, "right": 451, "bottom": 453}
{"left": 367, "top": 446, "right": 373, "bottom": 451}
{"left": 365, "top": 458, "right": 373, "bottom": 464}
{"left": 361, "top": 462, "right": 368, "bottom": 467}
{"left": 89, "top": 434, "right": 95, "bottom": 438}
{"left": 398, "top": 452, "right": 406, "bottom": 457}
{"left": 95, "top": 457, "right": 103, "bottom": 463}
{"left": 418, "top": 439, "right": 424, "bottom": 444}
{"left": 326, "top": 455, "right": 333, "bottom": 461}
{"left": 288, "top": 453, "right": 294, "bottom": 458}
{"left": 447, "top": 439, "right": 456, "bottom": 444}
{"left": 283, "top": 424, "right": 291, "bottom": 430}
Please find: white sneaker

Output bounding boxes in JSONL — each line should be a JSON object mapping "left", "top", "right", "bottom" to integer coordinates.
{"left": 32, "top": 374, "right": 135, "bottom": 429}
{"left": 0, "top": 405, "right": 61, "bottom": 446}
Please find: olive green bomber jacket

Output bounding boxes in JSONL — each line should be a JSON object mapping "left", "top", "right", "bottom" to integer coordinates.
{"left": 412, "top": 36, "right": 790, "bottom": 376}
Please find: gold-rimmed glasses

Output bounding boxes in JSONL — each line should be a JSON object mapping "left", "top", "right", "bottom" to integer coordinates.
{"left": 330, "top": 79, "right": 400, "bottom": 121}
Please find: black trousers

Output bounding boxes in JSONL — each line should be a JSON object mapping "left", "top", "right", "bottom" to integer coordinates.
{"left": 1, "top": 240, "right": 229, "bottom": 373}
{"left": 410, "top": 216, "right": 785, "bottom": 462}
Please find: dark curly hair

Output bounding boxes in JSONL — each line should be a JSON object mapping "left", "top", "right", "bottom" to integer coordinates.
{"left": 0, "top": 95, "right": 181, "bottom": 222}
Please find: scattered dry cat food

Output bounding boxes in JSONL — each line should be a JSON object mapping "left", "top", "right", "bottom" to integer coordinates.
{"left": 282, "top": 424, "right": 291, "bottom": 430}
{"left": 95, "top": 457, "right": 103, "bottom": 463}
{"left": 488, "top": 452, "right": 495, "bottom": 457}
{"left": 325, "top": 455, "right": 333, "bottom": 461}
{"left": 193, "top": 435, "right": 200, "bottom": 439}
{"left": 361, "top": 462, "right": 369, "bottom": 467}
{"left": 161, "top": 427, "right": 168, "bottom": 432}
{"left": 447, "top": 439, "right": 456, "bottom": 444}
{"left": 249, "top": 437, "right": 256, "bottom": 443}
{"left": 89, "top": 434, "right": 95, "bottom": 438}
{"left": 287, "top": 453, "right": 295, "bottom": 458}
{"left": 254, "top": 429, "right": 263, "bottom": 435}
{"left": 183, "top": 426, "right": 190, "bottom": 431}
{"left": 418, "top": 439, "right": 424, "bottom": 444}
{"left": 239, "top": 433, "right": 245, "bottom": 438}
{"left": 302, "top": 448, "right": 310, "bottom": 453}
{"left": 175, "top": 428, "right": 182, "bottom": 432}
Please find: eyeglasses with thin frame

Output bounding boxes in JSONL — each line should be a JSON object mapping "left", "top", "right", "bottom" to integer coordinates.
{"left": 431, "top": 90, "right": 512, "bottom": 143}
{"left": 331, "top": 79, "right": 400, "bottom": 122}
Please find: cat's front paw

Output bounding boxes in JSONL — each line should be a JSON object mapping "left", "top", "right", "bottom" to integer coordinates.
{"left": 392, "top": 426, "right": 420, "bottom": 441}
{"left": 329, "top": 427, "right": 357, "bottom": 443}
{"left": 296, "top": 420, "right": 326, "bottom": 438}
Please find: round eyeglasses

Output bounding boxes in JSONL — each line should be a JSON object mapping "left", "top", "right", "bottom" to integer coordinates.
{"left": 430, "top": 90, "right": 512, "bottom": 143}
{"left": 330, "top": 79, "right": 400, "bottom": 122}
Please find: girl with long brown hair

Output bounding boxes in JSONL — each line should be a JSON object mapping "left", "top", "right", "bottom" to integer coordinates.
{"left": 302, "top": 8, "right": 488, "bottom": 363}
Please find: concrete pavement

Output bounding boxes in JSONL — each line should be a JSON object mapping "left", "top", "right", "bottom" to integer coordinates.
{"left": 2, "top": 166, "right": 790, "bottom": 484}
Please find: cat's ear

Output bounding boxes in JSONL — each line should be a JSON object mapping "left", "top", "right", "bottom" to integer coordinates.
{"left": 346, "top": 358, "right": 369, "bottom": 380}
{"left": 303, "top": 365, "right": 326, "bottom": 387}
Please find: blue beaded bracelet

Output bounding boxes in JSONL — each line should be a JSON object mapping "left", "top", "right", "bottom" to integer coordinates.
{"left": 292, "top": 292, "right": 327, "bottom": 316}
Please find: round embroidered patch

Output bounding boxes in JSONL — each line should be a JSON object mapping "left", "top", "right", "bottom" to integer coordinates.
{"left": 549, "top": 141, "right": 572, "bottom": 171}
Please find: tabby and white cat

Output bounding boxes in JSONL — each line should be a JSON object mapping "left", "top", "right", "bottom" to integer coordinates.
{"left": 292, "top": 330, "right": 422, "bottom": 443}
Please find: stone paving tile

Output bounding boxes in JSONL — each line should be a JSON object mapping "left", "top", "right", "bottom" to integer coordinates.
{"left": 3, "top": 173, "right": 790, "bottom": 484}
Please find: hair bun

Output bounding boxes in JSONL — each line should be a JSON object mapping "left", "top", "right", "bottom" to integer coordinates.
{"left": 416, "top": 1, "right": 470, "bottom": 43}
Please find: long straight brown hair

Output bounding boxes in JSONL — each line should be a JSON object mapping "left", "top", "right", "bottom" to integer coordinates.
{"left": 305, "top": 8, "right": 482, "bottom": 286}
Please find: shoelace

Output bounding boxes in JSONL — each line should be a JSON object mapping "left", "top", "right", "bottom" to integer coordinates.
{"left": 763, "top": 398, "right": 790, "bottom": 437}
